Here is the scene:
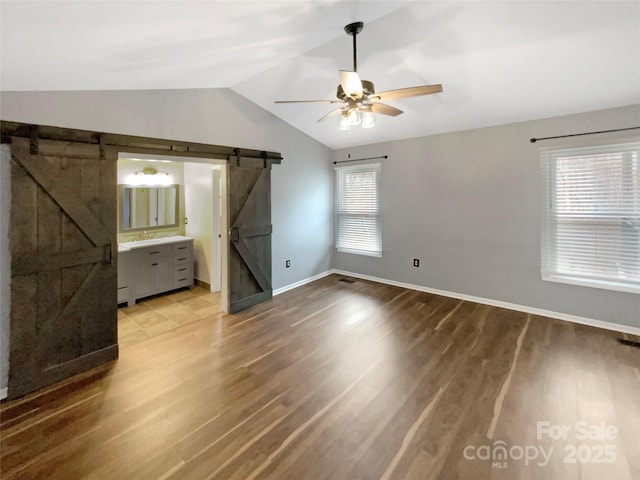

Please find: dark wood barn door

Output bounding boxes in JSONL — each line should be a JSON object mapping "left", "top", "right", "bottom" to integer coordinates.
{"left": 8, "top": 136, "right": 117, "bottom": 398}
{"left": 227, "top": 157, "right": 273, "bottom": 313}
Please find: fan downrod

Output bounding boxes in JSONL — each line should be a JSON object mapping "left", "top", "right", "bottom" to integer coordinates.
{"left": 344, "top": 21, "right": 363, "bottom": 72}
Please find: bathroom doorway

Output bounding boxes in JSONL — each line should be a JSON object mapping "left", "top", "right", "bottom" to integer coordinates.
{"left": 116, "top": 154, "right": 228, "bottom": 347}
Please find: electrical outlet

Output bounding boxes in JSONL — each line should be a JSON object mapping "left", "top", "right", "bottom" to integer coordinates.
{"left": 413, "top": 258, "right": 420, "bottom": 267}
{"left": 286, "top": 260, "right": 291, "bottom": 268}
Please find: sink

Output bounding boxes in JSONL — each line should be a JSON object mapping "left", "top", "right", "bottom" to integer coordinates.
{"left": 119, "top": 235, "right": 193, "bottom": 250}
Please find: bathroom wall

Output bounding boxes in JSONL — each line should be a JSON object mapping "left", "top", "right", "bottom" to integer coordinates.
{"left": 183, "top": 163, "right": 218, "bottom": 288}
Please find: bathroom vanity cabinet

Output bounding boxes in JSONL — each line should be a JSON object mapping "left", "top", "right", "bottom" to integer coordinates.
{"left": 118, "top": 236, "right": 194, "bottom": 306}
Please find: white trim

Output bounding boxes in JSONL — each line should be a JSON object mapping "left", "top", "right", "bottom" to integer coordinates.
{"left": 0, "top": 387, "right": 7, "bottom": 400}
{"left": 273, "top": 270, "right": 334, "bottom": 296}
{"left": 542, "top": 273, "right": 640, "bottom": 295}
{"left": 336, "top": 247, "right": 382, "bottom": 258}
{"left": 333, "top": 270, "right": 640, "bottom": 337}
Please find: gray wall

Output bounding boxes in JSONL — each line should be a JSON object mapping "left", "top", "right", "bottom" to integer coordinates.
{"left": 1, "top": 144, "right": 11, "bottom": 395}
{"left": 0, "top": 88, "right": 334, "bottom": 291}
{"left": 332, "top": 104, "right": 640, "bottom": 329}
{"left": 2, "top": 88, "right": 636, "bottom": 333}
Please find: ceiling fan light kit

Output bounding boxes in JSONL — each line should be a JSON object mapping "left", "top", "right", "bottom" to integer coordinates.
{"left": 339, "top": 111, "right": 352, "bottom": 131}
{"left": 362, "top": 107, "right": 375, "bottom": 129}
{"left": 275, "top": 21, "right": 443, "bottom": 132}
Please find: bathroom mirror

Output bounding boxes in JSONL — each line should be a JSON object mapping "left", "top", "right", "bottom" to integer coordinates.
{"left": 118, "top": 184, "right": 179, "bottom": 232}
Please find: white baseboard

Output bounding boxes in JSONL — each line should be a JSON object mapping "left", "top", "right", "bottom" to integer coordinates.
{"left": 332, "top": 269, "right": 640, "bottom": 337}
{"left": 0, "top": 387, "right": 7, "bottom": 400}
{"left": 273, "top": 270, "right": 334, "bottom": 296}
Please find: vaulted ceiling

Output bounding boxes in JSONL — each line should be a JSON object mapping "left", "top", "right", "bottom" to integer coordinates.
{"left": 2, "top": 1, "right": 639, "bottom": 149}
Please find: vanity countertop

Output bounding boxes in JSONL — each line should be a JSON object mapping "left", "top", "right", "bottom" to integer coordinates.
{"left": 119, "top": 235, "right": 194, "bottom": 250}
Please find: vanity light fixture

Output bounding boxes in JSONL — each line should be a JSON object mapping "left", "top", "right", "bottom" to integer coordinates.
{"left": 125, "top": 166, "right": 173, "bottom": 186}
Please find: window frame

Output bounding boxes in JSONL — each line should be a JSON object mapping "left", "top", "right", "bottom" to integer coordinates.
{"left": 540, "top": 139, "right": 640, "bottom": 294}
{"left": 334, "top": 162, "right": 382, "bottom": 258}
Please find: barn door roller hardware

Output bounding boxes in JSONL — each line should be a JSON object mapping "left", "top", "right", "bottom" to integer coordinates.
{"left": 29, "top": 126, "right": 39, "bottom": 155}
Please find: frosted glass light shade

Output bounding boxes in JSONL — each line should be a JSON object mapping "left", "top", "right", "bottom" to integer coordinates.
{"left": 347, "top": 108, "right": 361, "bottom": 125}
{"left": 339, "top": 112, "right": 351, "bottom": 131}
{"left": 362, "top": 111, "right": 375, "bottom": 128}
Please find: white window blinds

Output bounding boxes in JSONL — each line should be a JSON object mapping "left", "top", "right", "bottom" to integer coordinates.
{"left": 335, "top": 162, "right": 382, "bottom": 257}
{"left": 541, "top": 140, "right": 640, "bottom": 293}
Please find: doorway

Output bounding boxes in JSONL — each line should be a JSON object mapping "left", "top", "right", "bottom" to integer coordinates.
{"left": 116, "top": 154, "right": 228, "bottom": 347}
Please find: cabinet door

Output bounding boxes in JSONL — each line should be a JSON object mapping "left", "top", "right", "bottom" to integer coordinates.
{"left": 117, "top": 251, "right": 130, "bottom": 288}
{"left": 153, "top": 256, "right": 172, "bottom": 293}
{"left": 135, "top": 259, "right": 155, "bottom": 298}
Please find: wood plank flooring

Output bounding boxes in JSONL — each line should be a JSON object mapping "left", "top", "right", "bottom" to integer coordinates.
{"left": 1, "top": 274, "right": 639, "bottom": 479}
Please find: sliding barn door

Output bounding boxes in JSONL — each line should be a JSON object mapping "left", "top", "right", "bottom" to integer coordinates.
{"left": 227, "top": 157, "right": 273, "bottom": 313}
{"left": 8, "top": 136, "right": 117, "bottom": 398}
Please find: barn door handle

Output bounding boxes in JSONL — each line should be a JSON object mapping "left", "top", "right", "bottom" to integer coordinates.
{"left": 104, "top": 242, "right": 114, "bottom": 265}
{"left": 230, "top": 227, "right": 239, "bottom": 243}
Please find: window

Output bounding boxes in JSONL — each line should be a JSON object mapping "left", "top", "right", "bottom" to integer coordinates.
{"left": 541, "top": 140, "right": 640, "bottom": 293}
{"left": 335, "top": 162, "right": 381, "bottom": 257}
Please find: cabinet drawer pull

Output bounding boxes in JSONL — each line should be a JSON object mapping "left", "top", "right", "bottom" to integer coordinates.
{"left": 177, "top": 278, "right": 188, "bottom": 282}
{"left": 177, "top": 257, "right": 187, "bottom": 261}
{"left": 152, "top": 263, "right": 158, "bottom": 266}
{"left": 177, "top": 267, "right": 187, "bottom": 272}
{"left": 177, "top": 246, "right": 187, "bottom": 250}
{"left": 149, "top": 250, "right": 161, "bottom": 255}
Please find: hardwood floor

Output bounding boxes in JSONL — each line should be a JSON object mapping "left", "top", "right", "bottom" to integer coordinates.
{"left": 1, "top": 274, "right": 639, "bottom": 479}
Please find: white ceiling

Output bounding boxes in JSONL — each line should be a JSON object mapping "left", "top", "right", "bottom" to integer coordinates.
{"left": 2, "top": 1, "right": 639, "bottom": 149}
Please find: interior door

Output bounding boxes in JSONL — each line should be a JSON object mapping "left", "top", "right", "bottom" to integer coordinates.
{"left": 8, "top": 136, "right": 117, "bottom": 398}
{"left": 227, "top": 156, "right": 273, "bottom": 313}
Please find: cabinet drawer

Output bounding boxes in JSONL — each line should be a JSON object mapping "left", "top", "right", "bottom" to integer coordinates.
{"left": 174, "top": 243, "right": 192, "bottom": 265}
{"left": 174, "top": 264, "right": 192, "bottom": 289}
{"left": 174, "top": 254, "right": 191, "bottom": 266}
{"left": 174, "top": 264, "right": 192, "bottom": 280}
{"left": 143, "top": 244, "right": 173, "bottom": 259}
{"left": 174, "top": 277, "right": 192, "bottom": 289}
{"left": 117, "top": 286, "right": 129, "bottom": 304}
{"left": 174, "top": 242, "right": 191, "bottom": 255}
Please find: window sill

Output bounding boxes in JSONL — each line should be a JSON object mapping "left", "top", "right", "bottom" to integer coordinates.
{"left": 337, "top": 247, "right": 382, "bottom": 258}
{"left": 542, "top": 273, "right": 639, "bottom": 294}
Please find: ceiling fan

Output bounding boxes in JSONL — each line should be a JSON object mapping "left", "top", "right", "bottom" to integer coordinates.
{"left": 275, "top": 21, "right": 443, "bottom": 130}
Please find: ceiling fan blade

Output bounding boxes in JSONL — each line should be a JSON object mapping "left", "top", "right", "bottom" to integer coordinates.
{"left": 275, "top": 99, "right": 344, "bottom": 104}
{"left": 371, "top": 84, "right": 443, "bottom": 101}
{"left": 371, "top": 102, "right": 404, "bottom": 117}
{"left": 340, "top": 71, "right": 363, "bottom": 99}
{"left": 317, "top": 107, "right": 344, "bottom": 123}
